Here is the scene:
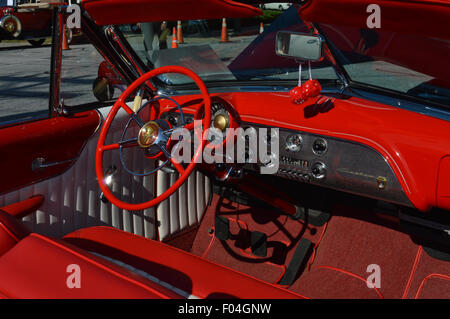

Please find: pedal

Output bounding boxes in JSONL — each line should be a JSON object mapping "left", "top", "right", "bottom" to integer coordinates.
{"left": 234, "top": 229, "right": 250, "bottom": 249}
{"left": 307, "top": 208, "right": 331, "bottom": 227}
{"left": 233, "top": 229, "right": 267, "bottom": 257}
{"left": 278, "top": 238, "right": 313, "bottom": 286}
{"left": 251, "top": 231, "right": 267, "bottom": 257}
{"left": 214, "top": 215, "right": 230, "bottom": 241}
{"left": 291, "top": 206, "right": 331, "bottom": 227}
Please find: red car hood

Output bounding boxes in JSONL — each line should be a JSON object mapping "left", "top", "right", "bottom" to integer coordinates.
{"left": 81, "top": 0, "right": 262, "bottom": 26}
{"left": 299, "top": 0, "right": 450, "bottom": 40}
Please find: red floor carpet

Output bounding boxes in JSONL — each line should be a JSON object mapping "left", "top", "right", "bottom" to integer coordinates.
{"left": 189, "top": 194, "right": 450, "bottom": 299}
{"left": 191, "top": 195, "right": 326, "bottom": 285}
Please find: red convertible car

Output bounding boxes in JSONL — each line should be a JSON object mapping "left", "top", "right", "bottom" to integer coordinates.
{"left": 0, "top": 0, "right": 449, "bottom": 300}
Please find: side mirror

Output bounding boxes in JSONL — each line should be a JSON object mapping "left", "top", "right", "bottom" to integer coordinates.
{"left": 276, "top": 31, "right": 324, "bottom": 61}
{"left": 93, "top": 77, "right": 114, "bottom": 102}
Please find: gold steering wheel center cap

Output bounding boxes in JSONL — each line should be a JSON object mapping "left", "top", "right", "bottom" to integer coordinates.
{"left": 138, "top": 121, "right": 160, "bottom": 148}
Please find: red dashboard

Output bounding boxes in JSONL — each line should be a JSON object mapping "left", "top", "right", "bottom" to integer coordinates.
{"left": 157, "top": 91, "right": 450, "bottom": 212}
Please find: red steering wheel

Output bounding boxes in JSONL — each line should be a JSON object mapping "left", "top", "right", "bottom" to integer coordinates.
{"left": 96, "top": 66, "right": 211, "bottom": 211}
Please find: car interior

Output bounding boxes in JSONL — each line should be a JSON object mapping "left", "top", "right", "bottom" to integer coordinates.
{"left": 0, "top": 0, "right": 449, "bottom": 299}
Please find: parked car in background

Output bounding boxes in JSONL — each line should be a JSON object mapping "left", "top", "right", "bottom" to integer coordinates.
{"left": 0, "top": 0, "right": 81, "bottom": 46}
{"left": 260, "top": 2, "right": 291, "bottom": 10}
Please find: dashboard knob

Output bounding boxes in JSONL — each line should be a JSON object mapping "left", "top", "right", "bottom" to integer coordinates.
{"left": 167, "top": 114, "right": 178, "bottom": 126}
{"left": 311, "top": 162, "right": 326, "bottom": 179}
{"left": 312, "top": 138, "right": 327, "bottom": 155}
{"left": 213, "top": 113, "right": 229, "bottom": 132}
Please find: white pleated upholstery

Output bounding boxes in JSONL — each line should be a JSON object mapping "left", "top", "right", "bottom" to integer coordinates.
{"left": 156, "top": 168, "right": 211, "bottom": 241}
{"left": 0, "top": 105, "right": 211, "bottom": 240}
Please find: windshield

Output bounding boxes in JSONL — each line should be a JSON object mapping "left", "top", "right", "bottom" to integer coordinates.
{"left": 118, "top": 5, "right": 337, "bottom": 87}
{"left": 116, "top": 3, "right": 450, "bottom": 108}
{"left": 318, "top": 24, "right": 450, "bottom": 107}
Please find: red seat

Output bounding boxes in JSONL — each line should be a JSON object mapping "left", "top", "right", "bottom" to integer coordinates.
{"left": 63, "top": 226, "right": 306, "bottom": 299}
{"left": 0, "top": 211, "right": 305, "bottom": 299}
{"left": 0, "top": 233, "right": 182, "bottom": 299}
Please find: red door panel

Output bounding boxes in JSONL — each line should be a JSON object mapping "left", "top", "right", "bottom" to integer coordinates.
{"left": 0, "top": 111, "right": 100, "bottom": 195}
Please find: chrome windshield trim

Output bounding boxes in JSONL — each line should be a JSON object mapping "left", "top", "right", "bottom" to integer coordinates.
{"left": 161, "top": 84, "right": 450, "bottom": 122}
{"left": 157, "top": 85, "right": 340, "bottom": 96}
{"left": 347, "top": 87, "right": 450, "bottom": 122}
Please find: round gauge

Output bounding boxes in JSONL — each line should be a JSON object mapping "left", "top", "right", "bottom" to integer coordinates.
{"left": 211, "top": 101, "right": 223, "bottom": 115}
{"left": 285, "top": 134, "right": 303, "bottom": 152}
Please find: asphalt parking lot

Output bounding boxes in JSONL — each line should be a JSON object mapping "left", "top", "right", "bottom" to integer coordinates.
{"left": 0, "top": 41, "right": 103, "bottom": 121}
{"left": 0, "top": 32, "right": 256, "bottom": 123}
{"left": 0, "top": 42, "right": 55, "bottom": 119}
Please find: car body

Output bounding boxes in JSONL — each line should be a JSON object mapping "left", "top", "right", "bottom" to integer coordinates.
{"left": 0, "top": 0, "right": 82, "bottom": 46}
{"left": 260, "top": 2, "right": 291, "bottom": 10}
{"left": 0, "top": 0, "right": 56, "bottom": 44}
{"left": 0, "top": 0, "right": 449, "bottom": 300}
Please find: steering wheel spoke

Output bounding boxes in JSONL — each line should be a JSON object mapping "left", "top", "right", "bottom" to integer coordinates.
{"left": 157, "top": 139, "right": 187, "bottom": 175}
{"left": 170, "top": 157, "right": 186, "bottom": 175}
{"left": 99, "top": 137, "right": 139, "bottom": 153}
{"left": 118, "top": 137, "right": 139, "bottom": 148}
{"left": 157, "top": 143, "right": 186, "bottom": 176}
{"left": 119, "top": 101, "right": 145, "bottom": 127}
{"left": 157, "top": 143, "right": 172, "bottom": 159}
{"left": 100, "top": 143, "right": 120, "bottom": 152}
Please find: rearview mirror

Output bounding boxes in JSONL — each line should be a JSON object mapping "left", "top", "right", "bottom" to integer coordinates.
{"left": 276, "top": 31, "right": 324, "bottom": 61}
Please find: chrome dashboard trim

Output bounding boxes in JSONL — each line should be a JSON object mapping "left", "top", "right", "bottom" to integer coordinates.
{"left": 244, "top": 122, "right": 414, "bottom": 208}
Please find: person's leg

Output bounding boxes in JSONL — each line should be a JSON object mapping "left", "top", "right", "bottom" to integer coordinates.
{"left": 141, "top": 22, "right": 155, "bottom": 51}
